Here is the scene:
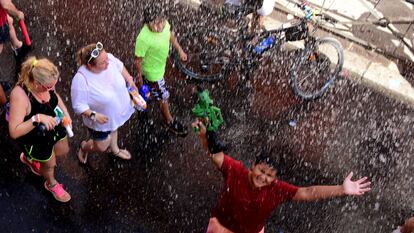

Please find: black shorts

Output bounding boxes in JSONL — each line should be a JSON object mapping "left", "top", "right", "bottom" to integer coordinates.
{"left": 0, "top": 23, "right": 10, "bottom": 44}
{"left": 20, "top": 125, "right": 67, "bottom": 162}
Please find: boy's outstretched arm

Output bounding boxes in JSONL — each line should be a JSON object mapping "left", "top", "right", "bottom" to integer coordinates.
{"left": 292, "top": 172, "right": 371, "bottom": 201}
{"left": 192, "top": 120, "right": 224, "bottom": 169}
{"left": 170, "top": 31, "right": 187, "bottom": 62}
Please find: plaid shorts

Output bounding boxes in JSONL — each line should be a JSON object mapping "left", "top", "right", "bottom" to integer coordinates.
{"left": 145, "top": 77, "right": 170, "bottom": 101}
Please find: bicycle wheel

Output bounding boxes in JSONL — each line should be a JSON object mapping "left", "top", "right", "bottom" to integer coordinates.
{"left": 174, "top": 27, "right": 238, "bottom": 82}
{"left": 290, "top": 37, "right": 344, "bottom": 100}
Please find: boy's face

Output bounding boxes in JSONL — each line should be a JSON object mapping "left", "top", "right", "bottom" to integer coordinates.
{"left": 250, "top": 163, "right": 277, "bottom": 188}
{"left": 148, "top": 17, "right": 166, "bottom": 33}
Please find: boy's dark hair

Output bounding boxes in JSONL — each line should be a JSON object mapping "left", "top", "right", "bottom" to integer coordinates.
{"left": 254, "top": 147, "right": 279, "bottom": 170}
{"left": 143, "top": 4, "right": 166, "bottom": 24}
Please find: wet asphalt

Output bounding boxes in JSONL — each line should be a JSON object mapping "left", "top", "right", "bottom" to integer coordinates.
{"left": 0, "top": 0, "right": 414, "bottom": 232}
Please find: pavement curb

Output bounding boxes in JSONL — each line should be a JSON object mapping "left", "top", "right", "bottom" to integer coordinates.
{"left": 177, "top": 0, "right": 414, "bottom": 107}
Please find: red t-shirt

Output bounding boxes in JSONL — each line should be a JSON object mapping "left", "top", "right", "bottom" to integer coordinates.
{"left": 211, "top": 155, "right": 298, "bottom": 233}
{"left": 0, "top": 6, "right": 7, "bottom": 26}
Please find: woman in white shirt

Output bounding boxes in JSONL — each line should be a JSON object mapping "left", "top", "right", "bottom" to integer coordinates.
{"left": 71, "top": 42, "right": 136, "bottom": 164}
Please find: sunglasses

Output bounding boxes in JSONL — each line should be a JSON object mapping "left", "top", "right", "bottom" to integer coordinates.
{"left": 39, "top": 79, "right": 58, "bottom": 91}
{"left": 87, "top": 42, "right": 104, "bottom": 64}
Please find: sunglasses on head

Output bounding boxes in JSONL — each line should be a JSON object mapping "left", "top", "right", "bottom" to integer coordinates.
{"left": 87, "top": 42, "right": 104, "bottom": 64}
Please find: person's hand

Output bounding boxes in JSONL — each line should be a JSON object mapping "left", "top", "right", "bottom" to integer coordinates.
{"left": 96, "top": 112, "right": 109, "bottom": 124}
{"left": 342, "top": 172, "right": 371, "bottom": 196}
{"left": 191, "top": 119, "right": 207, "bottom": 136}
{"left": 38, "top": 114, "right": 58, "bottom": 131}
{"left": 17, "top": 11, "right": 24, "bottom": 20}
{"left": 179, "top": 50, "right": 188, "bottom": 62}
{"left": 64, "top": 115, "right": 73, "bottom": 128}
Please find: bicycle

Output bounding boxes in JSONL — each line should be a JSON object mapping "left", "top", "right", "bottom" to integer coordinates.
{"left": 174, "top": 2, "right": 344, "bottom": 100}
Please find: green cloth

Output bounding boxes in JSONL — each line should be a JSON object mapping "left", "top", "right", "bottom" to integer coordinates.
{"left": 135, "top": 21, "right": 171, "bottom": 82}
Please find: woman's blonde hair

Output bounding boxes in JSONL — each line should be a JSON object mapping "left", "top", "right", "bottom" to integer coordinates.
{"left": 76, "top": 43, "right": 99, "bottom": 66}
{"left": 17, "top": 56, "right": 59, "bottom": 90}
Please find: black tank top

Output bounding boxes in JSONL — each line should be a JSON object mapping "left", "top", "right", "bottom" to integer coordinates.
{"left": 17, "top": 86, "right": 64, "bottom": 145}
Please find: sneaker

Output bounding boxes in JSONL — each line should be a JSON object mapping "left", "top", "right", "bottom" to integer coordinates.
{"left": 44, "top": 181, "right": 71, "bottom": 203}
{"left": 166, "top": 120, "right": 188, "bottom": 137}
{"left": 20, "top": 153, "right": 41, "bottom": 176}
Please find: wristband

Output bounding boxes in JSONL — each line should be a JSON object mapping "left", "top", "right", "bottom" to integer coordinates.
{"left": 31, "top": 115, "right": 39, "bottom": 126}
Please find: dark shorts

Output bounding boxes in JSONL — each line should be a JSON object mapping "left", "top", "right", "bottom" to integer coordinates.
{"left": 144, "top": 77, "right": 170, "bottom": 101}
{"left": 0, "top": 23, "right": 10, "bottom": 44}
{"left": 88, "top": 128, "right": 111, "bottom": 141}
{"left": 21, "top": 126, "right": 67, "bottom": 162}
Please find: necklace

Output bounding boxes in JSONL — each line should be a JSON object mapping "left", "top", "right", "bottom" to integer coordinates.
{"left": 31, "top": 90, "right": 50, "bottom": 103}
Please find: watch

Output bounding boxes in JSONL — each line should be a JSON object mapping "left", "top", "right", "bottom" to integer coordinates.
{"left": 89, "top": 111, "right": 96, "bottom": 121}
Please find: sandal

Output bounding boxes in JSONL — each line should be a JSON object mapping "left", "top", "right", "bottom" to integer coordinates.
{"left": 113, "top": 149, "right": 131, "bottom": 160}
{"left": 77, "top": 141, "right": 88, "bottom": 164}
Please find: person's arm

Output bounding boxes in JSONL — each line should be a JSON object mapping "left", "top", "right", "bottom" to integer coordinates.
{"left": 292, "top": 172, "right": 371, "bottom": 201}
{"left": 192, "top": 120, "right": 224, "bottom": 169}
{"left": 170, "top": 31, "right": 187, "bottom": 61}
{"left": 0, "top": 0, "right": 24, "bottom": 20}
{"left": 56, "top": 92, "right": 70, "bottom": 117}
{"left": 133, "top": 57, "right": 144, "bottom": 87}
{"left": 71, "top": 74, "right": 108, "bottom": 124}
{"left": 56, "top": 92, "right": 72, "bottom": 122}
{"left": 8, "top": 87, "right": 57, "bottom": 138}
{"left": 0, "top": 84, "right": 6, "bottom": 106}
{"left": 8, "top": 87, "right": 33, "bottom": 139}
{"left": 121, "top": 67, "right": 136, "bottom": 88}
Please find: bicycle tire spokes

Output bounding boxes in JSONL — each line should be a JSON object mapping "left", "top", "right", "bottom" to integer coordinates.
{"left": 174, "top": 30, "right": 235, "bottom": 81}
{"left": 291, "top": 37, "right": 344, "bottom": 100}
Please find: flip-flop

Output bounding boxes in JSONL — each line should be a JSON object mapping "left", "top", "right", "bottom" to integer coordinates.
{"left": 77, "top": 141, "right": 88, "bottom": 164}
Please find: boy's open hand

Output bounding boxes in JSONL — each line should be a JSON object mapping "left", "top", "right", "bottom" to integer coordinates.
{"left": 342, "top": 172, "right": 371, "bottom": 196}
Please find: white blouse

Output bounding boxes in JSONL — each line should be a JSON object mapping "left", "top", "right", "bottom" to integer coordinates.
{"left": 71, "top": 53, "right": 135, "bottom": 132}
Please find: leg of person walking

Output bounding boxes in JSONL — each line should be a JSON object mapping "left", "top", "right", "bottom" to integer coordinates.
{"left": 109, "top": 130, "right": 131, "bottom": 159}
{"left": 41, "top": 152, "right": 71, "bottom": 202}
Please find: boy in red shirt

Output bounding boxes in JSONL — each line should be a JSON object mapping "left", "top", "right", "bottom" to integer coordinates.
{"left": 192, "top": 120, "right": 371, "bottom": 233}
